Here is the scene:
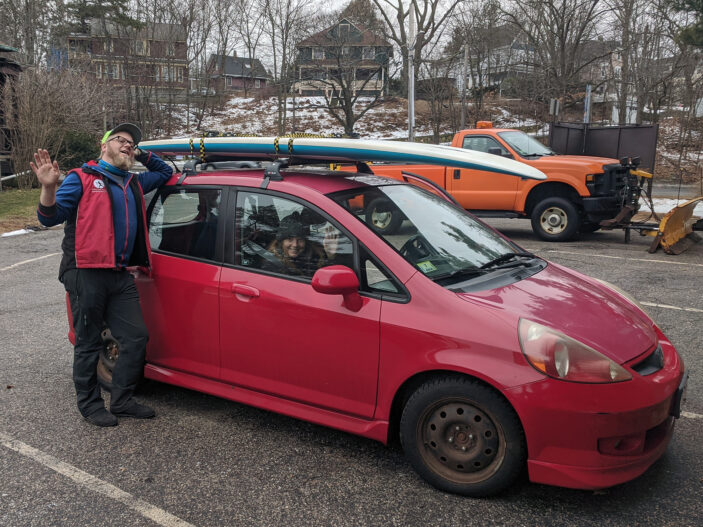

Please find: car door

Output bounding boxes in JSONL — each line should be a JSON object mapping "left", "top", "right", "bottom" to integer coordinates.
{"left": 135, "top": 186, "right": 224, "bottom": 379}
{"left": 449, "top": 135, "right": 519, "bottom": 210}
{"left": 218, "top": 190, "right": 381, "bottom": 418}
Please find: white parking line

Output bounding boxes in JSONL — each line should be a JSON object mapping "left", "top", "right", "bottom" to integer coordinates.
{"left": 0, "top": 432, "right": 195, "bottom": 527}
{"left": 682, "top": 411, "right": 703, "bottom": 419}
{"left": 545, "top": 250, "right": 703, "bottom": 268}
{"left": 0, "top": 253, "right": 61, "bottom": 272}
{"left": 641, "top": 302, "right": 703, "bottom": 314}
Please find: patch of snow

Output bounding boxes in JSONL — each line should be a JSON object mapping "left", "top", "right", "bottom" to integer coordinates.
{"left": 650, "top": 198, "right": 703, "bottom": 215}
{"left": 1, "top": 229, "right": 32, "bottom": 237}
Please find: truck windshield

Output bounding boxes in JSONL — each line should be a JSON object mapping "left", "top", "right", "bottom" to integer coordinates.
{"left": 498, "top": 131, "right": 554, "bottom": 157}
{"left": 329, "top": 184, "right": 538, "bottom": 286}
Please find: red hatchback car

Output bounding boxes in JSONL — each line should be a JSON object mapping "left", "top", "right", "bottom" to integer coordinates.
{"left": 72, "top": 158, "right": 686, "bottom": 497}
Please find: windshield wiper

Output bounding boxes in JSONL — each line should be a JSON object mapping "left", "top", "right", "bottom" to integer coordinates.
{"left": 479, "top": 252, "right": 536, "bottom": 269}
{"left": 435, "top": 267, "right": 488, "bottom": 282}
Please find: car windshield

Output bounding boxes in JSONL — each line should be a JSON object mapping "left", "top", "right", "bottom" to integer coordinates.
{"left": 329, "top": 183, "right": 529, "bottom": 285}
{"left": 498, "top": 131, "right": 554, "bottom": 157}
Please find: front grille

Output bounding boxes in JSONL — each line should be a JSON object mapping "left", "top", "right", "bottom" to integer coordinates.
{"left": 631, "top": 345, "right": 664, "bottom": 376}
{"left": 589, "top": 164, "right": 637, "bottom": 205}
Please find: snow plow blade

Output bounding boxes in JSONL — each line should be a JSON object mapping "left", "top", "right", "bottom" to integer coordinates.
{"left": 648, "top": 197, "right": 703, "bottom": 254}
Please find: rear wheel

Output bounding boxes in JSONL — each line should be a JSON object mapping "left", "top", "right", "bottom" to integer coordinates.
{"left": 365, "top": 197, "right": 403, "bottom": 234}
{"left": 530, "top": 197, "right": 580, "bottom": 241}
{"left": 399, "top": 376, "right": 526, "bottom": 497}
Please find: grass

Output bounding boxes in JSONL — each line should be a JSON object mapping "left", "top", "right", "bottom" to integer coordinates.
{"left": 0, "top": 188, "right": 42, "bottom": 233}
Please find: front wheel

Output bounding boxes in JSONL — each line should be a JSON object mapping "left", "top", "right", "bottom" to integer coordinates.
{"left": 399, "top": 376, "right": 526, "bottom": 497}
{"left": 530, "top": 197, "right": 580, "bottom": 241}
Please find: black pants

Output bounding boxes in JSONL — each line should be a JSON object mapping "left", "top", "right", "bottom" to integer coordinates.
{"left": 63, "top": 268, "right": 149, "bottom": 416}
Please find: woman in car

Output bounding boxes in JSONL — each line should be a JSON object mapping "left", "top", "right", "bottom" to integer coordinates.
{"left": 264, "top": 212, "right": 328, "bottom": 276}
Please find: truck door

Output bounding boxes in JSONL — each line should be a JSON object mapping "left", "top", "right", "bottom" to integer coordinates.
{"left": 449, "top": 135, "right": 519, "bottom": 210}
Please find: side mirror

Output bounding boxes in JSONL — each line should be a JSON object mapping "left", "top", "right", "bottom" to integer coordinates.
{"left": 487, "top": 147, "right": 503, "bottom": 156}
{"left": 312, "top": 265, "right": 363, "bottom": 311}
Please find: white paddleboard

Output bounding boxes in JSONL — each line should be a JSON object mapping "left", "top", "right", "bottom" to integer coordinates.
{"left": 139, "top": 136, "right": 547, "bottom": 180}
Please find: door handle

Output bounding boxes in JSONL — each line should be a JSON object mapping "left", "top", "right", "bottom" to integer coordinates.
{"left": 453, "top": 169, "right": 460, "bottom": 180}
{"left": 231, "top": 284, "right": 260, "bottom": 298}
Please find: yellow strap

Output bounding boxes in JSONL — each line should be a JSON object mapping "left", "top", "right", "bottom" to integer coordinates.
{"left": 631, "top": 169, "right": 652, "bottom": 179}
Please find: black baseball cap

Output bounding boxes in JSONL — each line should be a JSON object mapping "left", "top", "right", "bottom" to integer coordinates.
{"left": 101, "top": 123, "right": 142, "bottom": 145}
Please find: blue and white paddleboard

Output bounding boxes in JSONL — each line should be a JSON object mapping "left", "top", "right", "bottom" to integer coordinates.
{"left": 139, "top": 136, "right": 546, "bottom": 180}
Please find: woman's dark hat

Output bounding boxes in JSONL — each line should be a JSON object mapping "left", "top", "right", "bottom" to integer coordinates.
{"left": 101, "top": 123, "right": 142, "bottom": 145}
{"left": 277, "top": 213, "right": 305, "bottom": 241}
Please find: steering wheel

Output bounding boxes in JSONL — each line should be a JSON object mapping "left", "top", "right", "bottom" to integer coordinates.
{"left": 399, "top": 234, "right": 433, "bottom": 263}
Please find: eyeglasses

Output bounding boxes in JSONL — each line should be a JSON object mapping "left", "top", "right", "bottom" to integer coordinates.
{"left": 109, "top": 136, "right": 136, "bottom": 149}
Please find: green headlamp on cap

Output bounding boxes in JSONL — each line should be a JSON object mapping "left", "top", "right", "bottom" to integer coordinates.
{"left": 101, "top": 123, "right": 142, "bottom": 145}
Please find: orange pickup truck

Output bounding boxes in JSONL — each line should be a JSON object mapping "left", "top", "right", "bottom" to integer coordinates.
{"left": 370, "top": 123, "right": 638, "bottom": 241}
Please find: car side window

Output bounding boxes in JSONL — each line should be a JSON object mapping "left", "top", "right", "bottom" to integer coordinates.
{"left": 462, "top": 136, "right": 509, "bottom": 156}
{"left": 359, "top": 246, "right": 402, "bottom": 295}
{"left": 149, "top": 187, "right": 222, "bottom": 261}
{"left": 235, "top": 191, "right": 354, "bottom": 279}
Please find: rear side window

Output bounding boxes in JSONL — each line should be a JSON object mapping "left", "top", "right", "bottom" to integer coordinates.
{"left": 149, "top": 188, "right": 222, "bottom": 261}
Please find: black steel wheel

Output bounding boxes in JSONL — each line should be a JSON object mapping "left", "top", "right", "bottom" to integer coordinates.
{"left": 399, "top": 376, "right": 526, "bottom": 497}
{"left": 530, "top": 197, "right": 581, "bottom": 241}
{"left": 365, "top": 197, "right": 404, "bottom": 235}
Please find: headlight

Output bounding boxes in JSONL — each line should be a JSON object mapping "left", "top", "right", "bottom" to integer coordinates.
{"left": 518, "top": 319, "right": 632, "bottom": 383}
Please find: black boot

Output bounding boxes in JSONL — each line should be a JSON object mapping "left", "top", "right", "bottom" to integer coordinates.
{"left": 85, "top": 408, "right": 118, "bottom": 427}
{"left": 110, "top": 400, "right": 155, "bottom": 419}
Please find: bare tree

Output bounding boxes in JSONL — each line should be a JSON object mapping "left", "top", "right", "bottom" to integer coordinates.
{"left": 418, "top": 55, "right": 458, "bottom": 142}
{"left": 295, "top": 14, "right": 395, "bottom": 136}
{"left": 2, "top": 68, "right": 107, "bottom": 188}
{"left": 232, "top": 0, "right": 267, "bottom": 98}
{"left": 261, "top": 0, "right": 313, "bottom": 134}
{"left": 501, "top": 0, "right": 608, "bottom": 102}
{"left": 371, "top": 0, "right": 463, "bottom": 91}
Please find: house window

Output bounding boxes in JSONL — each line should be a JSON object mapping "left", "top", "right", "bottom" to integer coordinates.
{"left": 362, "top": 47, "right": 375, "bottom": 60}
{"left": 614, "top": 66, "right": 621, "bottom": 79}
{"left": 226, "top": 76, "right": 232, "bottom": 87}
{"left": 600, "top": 64, "right": 607, "bottom": 79}
{"left": 163, "top": 66, "right": 171, "bottom": 82}
{"left": 312, "top": 47, "right": 324, "bottom": 60}
{"left": 167, "top": 42, "right": 176, "bottom": 57}
{"left": 342, "top": 46, "right": 352, "bottom": 57}
{"left": 255, "top": 79, "right": 261, "bottom": 89}
{"left": 155, "top": 65, "right": 160, "bottom": 81}
{"left": 121, "top": 66, "right": 125, "bottom": 80}
{"left": 105, "top": 64, "right": 117, "bottom": 80}
{"left": 96, "top": 63, "right": 102, "bottom": 78}
{"left": 132, "top": 40, "right": 148, "bottom": 56}
{"left": 339, "top": 23, "right": 350, "bottom": 39}
{"left": 104, "top": 39, "right": 114, "bottom": 53}
{"left": 177, "top": 67, "right": 184, "bottom": 83}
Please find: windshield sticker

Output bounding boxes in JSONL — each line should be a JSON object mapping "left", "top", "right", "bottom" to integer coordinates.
{"left": 417, "top": 260, "right": 437, "bottom": 273}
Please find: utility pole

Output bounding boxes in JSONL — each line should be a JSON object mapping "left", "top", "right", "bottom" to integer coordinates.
{"left": 461, "top": 43, "right": 468, "bottom": 130}
{"left": 408, "top": 8, "right": 416, "bottom": 141}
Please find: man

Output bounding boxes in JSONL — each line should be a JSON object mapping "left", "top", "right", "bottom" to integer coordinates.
{"left": 32, "top": 123, "right": 173, "bottom": 427}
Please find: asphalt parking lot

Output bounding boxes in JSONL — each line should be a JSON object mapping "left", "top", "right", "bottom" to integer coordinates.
{"left": 1, "top": 222, "right": 701, "bottom": 527}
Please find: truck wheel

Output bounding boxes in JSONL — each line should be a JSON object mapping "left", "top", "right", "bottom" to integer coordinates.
{"left": 399, "top": 376, "right": 526, "bottom": 497}
{"left": 531, "top": 197, "right": 580, "bottom": 241}
{"left": 366, "top": 197, "right": 403, "bottom": 235}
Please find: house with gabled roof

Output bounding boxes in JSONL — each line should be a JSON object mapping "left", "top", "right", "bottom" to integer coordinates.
{"left": 207, "top": 54, "right": 269, "bottom": 94}
{"left": 293, "top": 18, "right": 392, "bottom": 97}
{"left": 0, "top": 43, "right": 22, "bottom": 178}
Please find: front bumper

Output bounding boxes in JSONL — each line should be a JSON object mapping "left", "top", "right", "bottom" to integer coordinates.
{"left": 505, "top": 335, "right": 685, "bottom": 490}
{"left": 581, "top": 196, "right": 624, "bottom": 222}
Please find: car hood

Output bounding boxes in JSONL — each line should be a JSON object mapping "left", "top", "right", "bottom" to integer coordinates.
{"left": 530, "top": 155, "right": 619, "bottom": 172}
{"left": 456, "top": 263, "right": 657, "bottom": 363}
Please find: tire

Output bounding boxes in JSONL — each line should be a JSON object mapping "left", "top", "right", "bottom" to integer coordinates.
{"left": 530, "top": 197, "right": 580, "bottom": 241}
{"left": 97, "top": 329, "right": 119, "bottom": 392}
{"left": 399, "top": 376, "right": 526, "bottom": 497}
{"left": 365, "top": 197, "right": 403, "bottom": 235}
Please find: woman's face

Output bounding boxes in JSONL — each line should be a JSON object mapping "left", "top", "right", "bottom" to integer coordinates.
{"left": 282, "top": 237, "right": 306, "bottom": 258}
